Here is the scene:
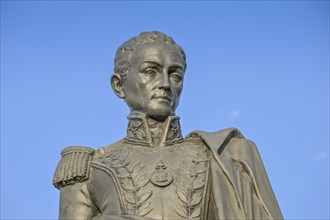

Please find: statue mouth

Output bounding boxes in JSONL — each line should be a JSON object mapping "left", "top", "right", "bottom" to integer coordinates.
{"left": 153, "top": 96, "right": 171, "bottom": 102}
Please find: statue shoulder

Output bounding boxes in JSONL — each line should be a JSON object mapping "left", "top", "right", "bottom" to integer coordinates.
{"left": 94, "top": 139, "right": 125, "bottom": 157}
{"left": 188, "top": 127, "right": 260, "bottom": 161}
{"left": 53, "top": 146, "right": 95, "bottom": 189}
{"left": 187, "top": 127, "right": 245, "bottom": 154}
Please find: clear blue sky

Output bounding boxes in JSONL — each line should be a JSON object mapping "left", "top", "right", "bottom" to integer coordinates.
{"left": 1, "top": 1, "right": 329, "bottom": 219}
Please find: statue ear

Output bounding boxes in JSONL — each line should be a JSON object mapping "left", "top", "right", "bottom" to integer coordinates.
{"left": 111, "top": 73, "right": 125, "bottom": 99}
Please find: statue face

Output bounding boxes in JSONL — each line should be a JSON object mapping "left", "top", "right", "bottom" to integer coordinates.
{"left": 123, "top": 42, "right": 185, "bottom": 120}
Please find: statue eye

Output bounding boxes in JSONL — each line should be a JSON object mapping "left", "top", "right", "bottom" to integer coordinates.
{"left": 170, "top": 73, "right": 182, "bottom": 82}
{"left": 144, "top": 68, "right": 157, "bottom": 76}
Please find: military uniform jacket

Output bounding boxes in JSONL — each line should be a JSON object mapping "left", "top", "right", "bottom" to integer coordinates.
{"left": 53, "top": 113, "right": 283, "bottom": 220}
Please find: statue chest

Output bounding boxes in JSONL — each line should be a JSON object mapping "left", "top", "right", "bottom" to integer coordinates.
{"left": 92, "top": 138, "right": 211, "bottom": 220}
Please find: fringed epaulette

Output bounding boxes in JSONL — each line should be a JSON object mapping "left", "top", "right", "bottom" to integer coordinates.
{"left": 52, "top": 146, "right": 95, "bottom": 189}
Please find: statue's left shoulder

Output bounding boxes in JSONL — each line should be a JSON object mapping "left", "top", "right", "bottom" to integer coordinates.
{"left": 223, "top": 136, "right": 263, "bottom": 167}
{"left": 187, "top": 127, "right": 246, "bottom": 155}
{"left": 187, "top": 128, "right": 264, "bottom": 164}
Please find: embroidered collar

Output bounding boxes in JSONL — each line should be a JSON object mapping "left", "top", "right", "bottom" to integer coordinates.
{"left": 124, "top": 112, "right": 183, "bottom": 147}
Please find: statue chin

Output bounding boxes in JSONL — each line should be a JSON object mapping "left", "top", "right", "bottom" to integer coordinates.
{"left": 129, "top": 106, "right": 175, "bottom": 122}
{"left": 144, "top": 111, "right": 173, "bottom": 122}
{"left": 144, "top": 104, "right": 176, "bottom": 122}
{"left": 148, "top": 114, "right": 171, "bottom": 122}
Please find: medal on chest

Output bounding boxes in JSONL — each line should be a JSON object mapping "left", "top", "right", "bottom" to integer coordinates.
{"left": 150, "top": 160, "right": 173, "bottom": 187}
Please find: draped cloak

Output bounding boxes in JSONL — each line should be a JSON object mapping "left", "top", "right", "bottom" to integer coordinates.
{"left": 192, "top": 128, "right": 283, "bottom": 220}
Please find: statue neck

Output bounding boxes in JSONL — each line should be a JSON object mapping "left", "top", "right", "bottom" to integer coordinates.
{"left": 124, "top": 111, "right": 183, "bottom": 147}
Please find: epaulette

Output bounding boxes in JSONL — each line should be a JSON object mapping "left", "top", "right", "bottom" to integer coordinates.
{"left": 52, "top": 146, "right": 95, "bottom": 189}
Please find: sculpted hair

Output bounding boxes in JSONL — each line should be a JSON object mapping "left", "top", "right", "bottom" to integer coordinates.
{"left": 114, "top": 31, "right": 187, "bottom": 77}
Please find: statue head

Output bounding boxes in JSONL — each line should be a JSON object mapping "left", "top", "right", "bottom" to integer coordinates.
{"left": 111, "top": 31, "right": 187, "bottom": 121}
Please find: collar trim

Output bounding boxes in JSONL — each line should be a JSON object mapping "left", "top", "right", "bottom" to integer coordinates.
{"left": 124, "top": 112, "right": 183, "bottom": 147}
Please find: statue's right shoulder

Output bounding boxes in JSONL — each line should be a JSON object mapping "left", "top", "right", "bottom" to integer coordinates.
{"left": 52, "top": 146, "right": 95, "bottom": 189}
{"left": 94, "top": 139, "right": 125, "bottom": 157}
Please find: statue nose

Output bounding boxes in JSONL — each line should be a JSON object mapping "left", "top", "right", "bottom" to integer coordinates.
{"left": 158, "top": 73, "right": 170, "bottom": 90}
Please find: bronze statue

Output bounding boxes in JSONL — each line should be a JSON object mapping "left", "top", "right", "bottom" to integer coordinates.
{"left": 53, "top": 31, "right": 283, "bottom": 220}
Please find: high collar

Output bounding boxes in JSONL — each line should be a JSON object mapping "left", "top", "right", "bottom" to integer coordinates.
{"left": 124, "top": 112, "right": 183, "bottom": 147}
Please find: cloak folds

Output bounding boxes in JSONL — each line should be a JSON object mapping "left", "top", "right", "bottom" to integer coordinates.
{"left": 191, "top": 128, "right": 283, "bottom": 220}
